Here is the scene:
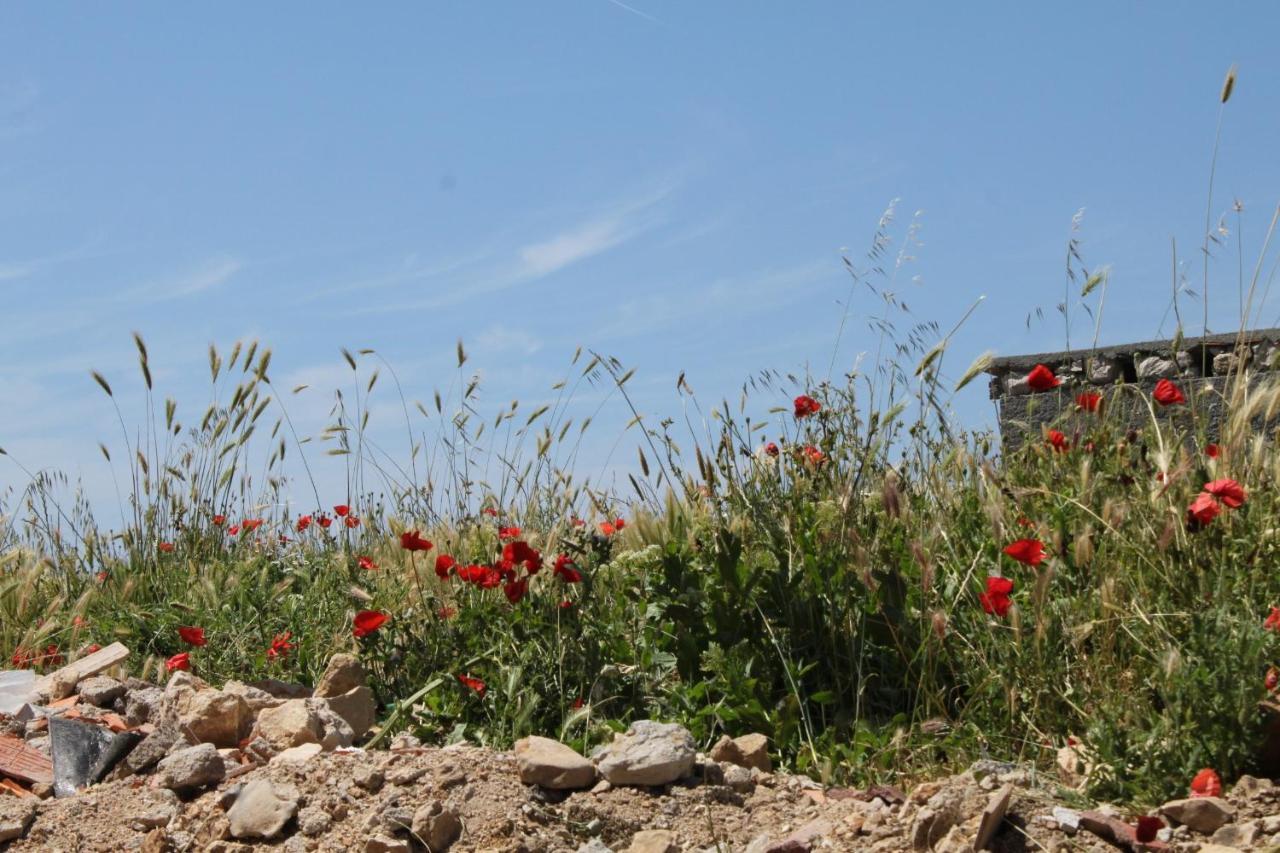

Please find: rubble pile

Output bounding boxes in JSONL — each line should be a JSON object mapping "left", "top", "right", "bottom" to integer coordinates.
{"left": 4, "top": 646, "right": 1280, "bottom": 850}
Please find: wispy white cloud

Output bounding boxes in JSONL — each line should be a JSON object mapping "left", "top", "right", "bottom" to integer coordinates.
{"left": 603, "top": 0, "right": 661, "bottom": 24}
{"left": 120, "top": 255, "right": 242, "bottom": 303}
{"left": 351, "top": 179, "right": 679, "bottom": 315}
{"left": 589, "top": 259, "right": 835, "bottom": 343}
{"left": 476, "top": 324, "right": 544, "bottom": 356}
{"left": 519, "top": 218, "right": 629, "bottom": 277}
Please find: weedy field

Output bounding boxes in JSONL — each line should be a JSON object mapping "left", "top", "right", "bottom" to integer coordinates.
{"left": 4, "top": 64, "right": 1279, "bottom": 809}
{"left": 5, "top": 313, "right": 1280, "bottom": 807}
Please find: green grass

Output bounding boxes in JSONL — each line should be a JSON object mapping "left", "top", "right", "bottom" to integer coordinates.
{"left": 4, "top": 327, "right": 1280, "bottom": 806}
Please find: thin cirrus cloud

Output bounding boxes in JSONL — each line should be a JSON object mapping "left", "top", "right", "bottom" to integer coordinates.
{"left": 518, "top": 217, "right": 630, "bottom": 278}
{"left": 119, "top": 255, "right": 243, "bottom": 303}
{"left": 352, "top": 181, "right": 677, "bottom": 315}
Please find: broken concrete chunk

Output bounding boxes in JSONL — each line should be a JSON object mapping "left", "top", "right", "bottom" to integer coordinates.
{"left": 227, "top": 778, "right": 300, "bottom": 839}
{"left": 155, "top": 742, "right": 226, "bottom": 790}
{"left": 77, "top": 675, "right": 126, "bottom": 708}
{"left": 593, "top": 720, "right": 696, "bottom": 787}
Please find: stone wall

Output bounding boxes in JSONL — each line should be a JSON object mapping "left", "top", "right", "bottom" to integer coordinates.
{"left": 983, "top": 329, "right": 1280, "bottom": 450}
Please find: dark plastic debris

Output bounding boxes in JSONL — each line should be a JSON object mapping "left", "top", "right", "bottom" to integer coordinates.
{"left": 50, "top": 716, "right": 142, "bottom": 797}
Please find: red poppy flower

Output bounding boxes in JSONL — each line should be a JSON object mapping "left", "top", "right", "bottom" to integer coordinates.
{"left": 1002, "top": 538, "right": 1045, "bottom": 566}
{"left": 553, "top": 554, "right": 582, "bottom": 583}
{"left": 344, "top": 515, "right": 360, "bottom": 528}
{"left": 1016, "top": 516, "right": 1033, "bottom": 528}
{"left": 1203, "top": 478, "right": 1247, "bottom": 509}
{"left": 1153, "top": 378, "right": 1185, "bottom": 406}
{"left": 979, "top": 576, "right": 1014, "bottom": 617}
{"left": 39, "top": 645, "right": 62, "bottom": 667}
{"left": 482, "top": 507, "right": 498, "bottom": 517}
{"left": 242, "top": 518, "right": 263, "bottom": 531}
{"left": 400, "top": 530, "right": 433, "bottom": 552}
{"left": 457, "top": 673, "right": 486, "bottom": 697}
{"left": 357, "top": 555, "right": 378, "bottom": 571}
{"left": 1266, "top": 607, "right": 1280, "bottom": 632}
{"left": 1135, "top": 816, "right": 1163, "bottom": 843}
{"left": 570, "top": 517, "right": 585, "bottom": 527}
{"left": 503, "top": 540, "right": 542, "bottom": 574}
{"left": 793, "top": 394, "right": 822, "bottom": 418}
{"left": 1187, "top": 492, "right": 1221, "bottom": 526}
{"left": 1190, "top": 768, "right": 1221, "bottom": 798}
{"left": 72, "top": 616, "right": 87, "bottom": 629}
{"left": 598, "top": 521, "right": 616, "bottom": 537}
{"left": 1026, "top": 364, "right": 1061, "bottom": 391}
{"left": 559, "top": 600, "right": 574, "bottom": 609}
{"left": 353, "top": 610, "right": 389, "bottom": 638}
{"left": 503, "top": 578, "right": 529, "bottom": 604}
{"left": 212, "top": 514, "right": 226, "bottom": 526}
{"left": 158, "top": 542, "right": 174, "bottom": 553}
{"left": 572, "top": 697, "right": 584, "bottom": 710}
{"left": 296, "top": 515, "right": 313, "bottom": 533}
{"left": 1046, "top": 430, "right": 1068, "bottom": 452}
{"left": 227, "top": 525, "right": 240, "bottom": 536}
{"left": 317, "top": 515, "right": 332, "bottom": 529}
{"left": 83, "top": 643, "right": 101, "bottom": 655}
{"left": 764, "top": 442, "right": 780, "bottom": 457}
{"left": 267, "top": 631, "right": 295, "bottom": 661}
{"left": 1075, "top": 392, "right": 1101, "bottom": 413}
{"left": 435, "top": 554, "right": 457, "bottom": 579}
{"left": 436, "top": 606, "right": 456, "bottom": 620}
{"left": 95, "top": 570, "right": 109, "bottom": 583}
{"left": 614, "top": 518, "right": 626, "bottom": 531}
{"left": 802, "top": 445, "right": 825, "bottom": 466}
{"left": 1205, "top": 443, "right": 1220, "bottom": 459}
{"left": 1267, "top": 667, "right": 1279, "bottom": 692}
{"left": 177, "top": 626, "right": 207, "bottom": 647}
{"left": 498, "top": 525, "right": 521, "bottom": 540}
{"left": 334, "top": 505, "right": 349, "bottom": 517}
{"left": 166, "top": 652, "right": 191, "bottom": 673}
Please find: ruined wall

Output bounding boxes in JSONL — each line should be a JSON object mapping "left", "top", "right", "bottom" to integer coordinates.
{"left": 983, "top": 330, "right": 1280, "bottom": 450}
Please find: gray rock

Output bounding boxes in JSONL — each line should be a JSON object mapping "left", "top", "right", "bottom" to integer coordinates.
{"left": 1136, "top": 355, "right": 1180, "bottom": 379}
{"left": 1210, "top": 820, "right": 1258, "bottom": 848}
{"left": 77, "top": 675, "right": 126, "bottom": 707}
{"left": 723, "top": 764, "right": 754, "bottom": 793}
{"left": 514, "top": 735, "right": 597, "bottom": 789}
{"left": 593, "top": 720, "right": 696, "bottom": 787}
{"left": 322, "top": 686, "right": 377, "bottom": 741}
{"left": 577, "top": 840, "right": 615, "bottom": 853}
{"left": 126, "top": 726, "right": 184, "bottom": 773}
{"left": 353, "top": 764, "right": 385, "bottom": 792}
{"left": 155, "top": 743, "right": 226, "bottom": 790}
{"left": 309, "top": 697, "right": 356, "bottom": 749}
{"left": 1159, "top": 796, "right": 1235, "bottom": 834}
{"left": 411, "top": 801, "right": 462, "bottom": 851}
{"left": 1087, "top": 357, "right": 1122, "bottom": 384}
{"left": 125, "top": 687, "right": 165, "bottom": 726}
{"left": 0, "top": 798, "right": 37, "bottom": 843}
{"left": 298, "top": 805, "right": 332, "bottom": 837}
{"left": 365, "top": 836, "right": 411, "bottom": 853}
{"left": 227, "top": 778, "right": 300, "bottom": 839}
{"left": 222, "top": 680, "right": 286, "bottom": 713}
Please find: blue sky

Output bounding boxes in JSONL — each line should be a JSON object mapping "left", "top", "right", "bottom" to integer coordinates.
{"left": 3, "top": 3, "right": 1280, "bottom": 512}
